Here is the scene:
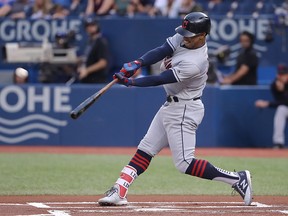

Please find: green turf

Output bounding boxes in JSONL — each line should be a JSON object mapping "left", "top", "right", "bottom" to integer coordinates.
{"left": 0, "top": 153, "right": 287, "bottom": 196}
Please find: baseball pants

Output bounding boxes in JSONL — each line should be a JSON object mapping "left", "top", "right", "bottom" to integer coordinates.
{"left": 138, "top": 99, "right": 204, "bottom": 173}
{"left": 273, "top": 105, "right": 288, "bottom": 145}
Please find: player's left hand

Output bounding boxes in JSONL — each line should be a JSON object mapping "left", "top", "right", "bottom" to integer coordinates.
{"left": 114, "top": 72, "right": 133, "bottom": 87}
{"left": 120, "top": 60, "right": 141, "bottom": 78}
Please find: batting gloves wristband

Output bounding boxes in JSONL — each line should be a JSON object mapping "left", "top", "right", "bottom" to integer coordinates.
{"left": 120, "top": 60, "right": 142, "bottom": 78}
{"left": 114, "top": 72, "right": 133, "bottom": 87}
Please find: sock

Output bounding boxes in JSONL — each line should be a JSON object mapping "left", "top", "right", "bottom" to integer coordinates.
{"left": 185, "top": 159, "right": 239, "bottom": 185}
{"left": 128, "top": 149, "right": 152, "bottom": 175}
{"left": 115, "top": 149, "right": 152, "bottom": 198}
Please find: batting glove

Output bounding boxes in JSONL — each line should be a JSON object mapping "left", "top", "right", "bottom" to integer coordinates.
{"left": 114, "top": 72, "right": 133, "bottom": 87}
{"left": 120, "top": 60, "right": 142, "bottom": 78}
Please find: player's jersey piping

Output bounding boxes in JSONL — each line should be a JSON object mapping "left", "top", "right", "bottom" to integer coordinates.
{"left": 180, "top": 105, "right": 190, "bottom": 165}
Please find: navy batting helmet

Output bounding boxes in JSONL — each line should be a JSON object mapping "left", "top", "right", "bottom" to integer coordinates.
{"left": 175, "top": 12, "right": 211, "bottom": 37}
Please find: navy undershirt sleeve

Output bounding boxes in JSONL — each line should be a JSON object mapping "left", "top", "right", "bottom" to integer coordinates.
{"left": 138, "top": 42, "right": 173, "bottom": 66}
{"left": 132, "top": 69, "right": 177, "bottom": 87}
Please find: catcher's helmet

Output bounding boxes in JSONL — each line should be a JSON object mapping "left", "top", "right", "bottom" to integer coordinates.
{"left": 175, "top": 12, "right": 211, "bottom": 37}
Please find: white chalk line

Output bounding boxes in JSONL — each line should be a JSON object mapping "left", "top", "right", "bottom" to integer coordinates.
{"left": 0, "top": 203, "right": 28, "bottom": 206}
{"left": 4, "top": 201, "right": 288, "bottom": 215}
{"left": 44, "top": 201, "right": 242, "bottom": 205}
{"left": 26, "top": 203, "right": 71, "bottom": 216}
{"left": 30, "top": 201, "right": 287, "bottom": 208}
{"left": 25, "top": 204, "right": 287, "bottom": 209}
{"left": 79, "top": 209, "right": 287, "bottom": 214}
{"left": 254, "top": 202, "right": 271, "bottom": 207}
{"left": 254, "top": 202, "right": 288, "bottom": 215}
{"left": 28, "top": 202, "right": 51, "bottom": 208}
{"left": 47, "top": 210, "right": 71, "bottom": 216}
{"left": 16, "top": 214, "right": 52, "bottom": 216}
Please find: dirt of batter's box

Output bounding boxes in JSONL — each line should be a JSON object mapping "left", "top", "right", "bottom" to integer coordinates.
{"left": 0, "top": 195, "right": 287, "bottom": 204}
{"left": 0, "top": 195, "right": 287, "bottom": 216}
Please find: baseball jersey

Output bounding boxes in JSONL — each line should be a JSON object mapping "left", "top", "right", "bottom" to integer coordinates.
{"left": 161, "top": 33, "right": 209, "bottom": 100}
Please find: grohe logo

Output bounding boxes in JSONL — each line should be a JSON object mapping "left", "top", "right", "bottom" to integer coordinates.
{"left": 0, "top": 86, "right": 71, "bottom": 144}
{"left": 208, "top": 18, "right": 269, "bottom": 66}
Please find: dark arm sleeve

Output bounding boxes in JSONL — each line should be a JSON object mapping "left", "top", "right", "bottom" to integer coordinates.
{"left": 138, "top": 42, "right": 173, "bottom": 66}
{"left": 132, "top": 69, "right": 177, "bottom": 87}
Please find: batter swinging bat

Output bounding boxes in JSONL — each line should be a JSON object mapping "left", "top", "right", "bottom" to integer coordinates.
{"left": 70, "top": 79, "right": 118, "bottom": 119}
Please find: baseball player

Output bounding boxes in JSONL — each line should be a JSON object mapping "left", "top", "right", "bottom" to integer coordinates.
{"left": 255, "top": 64, "right": 288, "bottom": 149}
{"left": 98, "top": 12, "right": 253, "bottom": 206}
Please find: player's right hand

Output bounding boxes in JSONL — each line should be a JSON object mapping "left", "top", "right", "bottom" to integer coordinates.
{"left": 114, "top": 72, "right": 133, "bottom": 87}
{"left": 120, "top": 60, "right": 142, "bottom": 78}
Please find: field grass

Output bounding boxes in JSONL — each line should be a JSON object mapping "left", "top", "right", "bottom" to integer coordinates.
{"left": 0, "top": 153, "right": 287, "bottom": 196}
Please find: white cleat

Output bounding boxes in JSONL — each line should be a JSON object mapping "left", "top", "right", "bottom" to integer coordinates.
{"left": 232, "top": 170, "right": 253, "bottom": 206}
{"left": 98, "top": 185, "right": 128, "bottom": 206}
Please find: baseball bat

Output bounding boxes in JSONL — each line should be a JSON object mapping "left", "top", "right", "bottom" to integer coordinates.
{"left": 70, "top": 79, "right": 118, "bottom": 119}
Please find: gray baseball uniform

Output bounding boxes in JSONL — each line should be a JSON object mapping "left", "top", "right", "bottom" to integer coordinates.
{"left": 273, "top": 105, "right": 288, "bottom": 145}
{"left": 138, "top": 33, "right": 209, "bottom": 173}
{"left": 99, "top": 12, "right": 252, "bottom": 207}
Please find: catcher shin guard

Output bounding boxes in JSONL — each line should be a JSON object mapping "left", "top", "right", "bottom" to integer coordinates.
{"left": 185, "top": 159, "right": 239, "bottom": 185}
{"left": 115, "top": 165, "right": 138, "bottom": 198}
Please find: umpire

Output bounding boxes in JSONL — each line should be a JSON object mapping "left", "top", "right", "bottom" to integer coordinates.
{"left": 78, "top": 17, "right": 110, "bottom": 83}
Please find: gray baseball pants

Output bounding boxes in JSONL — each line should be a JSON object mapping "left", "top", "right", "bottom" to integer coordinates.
{"left": 138, "top": 99, "right": 204, "bottom": 173}
{"left": 273, "top": 105, "right": 288, "bottom": 145}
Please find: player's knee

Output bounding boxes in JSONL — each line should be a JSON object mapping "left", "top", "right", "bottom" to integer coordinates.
{"left": 174, "top": 160, "right": 190, "bottom": 174}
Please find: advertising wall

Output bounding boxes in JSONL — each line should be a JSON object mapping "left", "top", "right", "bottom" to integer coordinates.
{"left": 0, "top": 16, "right": 287, "bottom": 147}
{"left": 0, "top": 84, "right": 285, "bottom": 147}
{"left": 0, "top": 16, "right": 287, "bottom": 72}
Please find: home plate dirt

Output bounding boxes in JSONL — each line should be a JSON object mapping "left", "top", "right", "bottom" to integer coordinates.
{"left": 0, "top": 195, "right": 287, "bottom": 216}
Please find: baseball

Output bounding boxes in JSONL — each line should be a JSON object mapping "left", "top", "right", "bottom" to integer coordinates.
{"left": 15, "top": 67, "right": 28, "bottom": 78}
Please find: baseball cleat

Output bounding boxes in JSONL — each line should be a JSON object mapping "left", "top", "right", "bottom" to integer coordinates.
{"left": 232, "top": 170, "right": 253, "bottom": 206}
{"left": 98, "top": 185, "right": 128, "bottom": 206}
